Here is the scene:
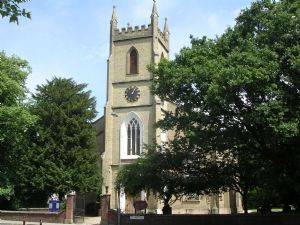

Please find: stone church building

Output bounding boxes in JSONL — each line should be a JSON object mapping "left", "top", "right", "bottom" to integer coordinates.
{"left": 95, "top": 0, "right": 242, "bottom": 214}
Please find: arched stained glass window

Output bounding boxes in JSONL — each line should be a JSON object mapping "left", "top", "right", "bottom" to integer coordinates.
{"left": 127, "top": 118, "right": 141, "bottom": 155}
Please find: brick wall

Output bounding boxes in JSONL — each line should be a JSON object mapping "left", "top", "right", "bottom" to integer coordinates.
{"left": 64, "top": 194, "right": 75, "bottom": 224}
{"left": 0, "top": 210, "right": 66, "bottom": 223}
{"left": 119, "top": 214, "right": 300, "bottom": 225}
{"left": 99, "top": 195, "right": 300, "bottom": 225}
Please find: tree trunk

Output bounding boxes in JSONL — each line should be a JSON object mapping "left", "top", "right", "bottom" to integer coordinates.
{"left": 162, "top": 203, "right": 172, "bottom": 215}
{"left": 283, "top": 204, "right": 291, "bottom": 213}
{"left": 162, "top": 194, "right": 172, "bottom": 215}
{"left": 241, "top": 193, "right": 249, "bottom": 214}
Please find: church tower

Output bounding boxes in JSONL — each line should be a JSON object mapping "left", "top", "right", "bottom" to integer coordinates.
{"left": 101, "top": 0, "right": 170, "bottom": 210}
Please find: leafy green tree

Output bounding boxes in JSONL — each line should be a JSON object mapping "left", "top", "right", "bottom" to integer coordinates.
{"left": 29, "top": 77, "right": 101, "bottom": 204}
{"left": 116, "top": 148, "right": 185, "bottom": 215}
{"left": 116, "top": 141, "right": 229, "bottom": 214}
{"left": 149, "top": 0, "right": 299, "bottom": 213}
{"left": 217, "top": 0, "right": 299, "bottom": 212}
{"left": 0, "top": 0, "right": 31, "bottom": 24}
{"left": 0, "top": 51, "right": 36, "bottom": 208}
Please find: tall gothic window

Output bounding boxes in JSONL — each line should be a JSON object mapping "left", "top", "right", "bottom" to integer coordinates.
{"left": 120, "top": 112, "right": 143, "bottom": 160}
{"left": 127, "top": 118, "right": 141, "bottom": 155}
{"left": 128, "top": 47, "right": 138, "bottom": 74}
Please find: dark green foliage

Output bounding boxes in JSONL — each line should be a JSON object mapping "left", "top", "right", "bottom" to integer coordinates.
{"left": 229, "top": 0, "right": 300, "bottom": 211}
{"left": 0, "top": 0, "right": 31, "bottom": 24}
{"left": 27, "top": 77, "right": 102, "bottom": 205}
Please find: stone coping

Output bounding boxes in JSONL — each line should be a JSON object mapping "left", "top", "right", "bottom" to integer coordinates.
{"left": 0, "top": 211, "right": 61, "bottom": 215}
{"left": 19, "top": 209, "right": 48, "bottom": 212}
{"left": 0, "top": 220, "right": 65, "bottom": 225}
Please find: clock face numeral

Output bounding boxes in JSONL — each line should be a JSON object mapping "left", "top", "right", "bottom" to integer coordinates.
{"left": 125, "top": 86, "right": 140, "bottom": 102}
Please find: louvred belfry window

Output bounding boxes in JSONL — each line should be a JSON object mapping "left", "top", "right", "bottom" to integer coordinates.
{"left": 127, "top": 118, "right": 141, "bottom": 155}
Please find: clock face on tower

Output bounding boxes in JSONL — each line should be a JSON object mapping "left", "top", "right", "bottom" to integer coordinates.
{"left": 125, "top": 86, "right": 140, "bottom": 102}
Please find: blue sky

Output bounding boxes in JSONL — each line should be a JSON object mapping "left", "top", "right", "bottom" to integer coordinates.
{"left": 0, "top": 0, "right": 253, "bottom": 117}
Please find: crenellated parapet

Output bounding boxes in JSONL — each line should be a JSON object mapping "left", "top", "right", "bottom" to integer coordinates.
{"left": 113, "top": 24, "right": 169, "bottom": 49}
{"left": 114, "top": 24, "right": 152, "bottom": 35}
{"left": 113, "top": 24, "right": 152, "bottom": 41}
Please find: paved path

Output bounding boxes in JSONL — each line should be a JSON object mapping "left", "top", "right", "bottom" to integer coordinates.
{"left": 83, "top": 217, "right": 101, "bottom": 225}
{"left": 0, "top": 217, "right": 101, "bottom": 225}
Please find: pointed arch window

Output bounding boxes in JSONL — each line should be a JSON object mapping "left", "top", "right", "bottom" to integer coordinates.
{"left": 120, "top": 112, "right": 143, "bottom": 159}
{"left": 127, "top": 47, "right": 139, "bottom": 75}
{"left": 127, "top": 118, "right": 141, "bottom": 155}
